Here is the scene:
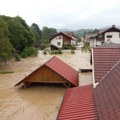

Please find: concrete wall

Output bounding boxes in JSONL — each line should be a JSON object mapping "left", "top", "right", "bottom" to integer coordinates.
{"left": 105, "top": 32, "right": 120, "bottom": 43}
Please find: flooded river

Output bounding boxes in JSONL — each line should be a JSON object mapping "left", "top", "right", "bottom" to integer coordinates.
{"left": 0, "top": 50, "right": 92, "bottom": 120}
{"left": 0, "top": 84, "right": 65, "bottom": 120}
{"left": 0, "top": 57, "right": 65, "bottom": 120}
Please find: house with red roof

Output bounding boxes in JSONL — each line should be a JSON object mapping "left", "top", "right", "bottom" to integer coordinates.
{"left": 57, "top": 85, "right": 97, "bottom": 120}
{"left": 94, "top": 59, "right": 120, "bottom": 120}
{"left": 50, "top": 32, "right": 78, "bottom": 50}
{"left": 85, "top": 25, "right": 120, "bottom": 47}
{"left": 57, "top": 47, "right": 120, "bottom": 119}
{"left": 15, "top": 56, "right": 79, "bottom": 88}
{"left": 92, "top": 43, "right": 120, "bottom": 85}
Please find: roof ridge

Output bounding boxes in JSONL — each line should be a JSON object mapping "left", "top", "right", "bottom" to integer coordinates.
{"left": 46, "top": 56, "right": 78, "bottom": 72}
{"left": 44, "top": 56, "right": 56, "bottom": 65}
{"left": 97, "top": 59, "right": 120, "bottom": 85}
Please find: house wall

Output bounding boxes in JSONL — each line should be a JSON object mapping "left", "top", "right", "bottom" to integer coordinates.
{"left": 71, "top": 37, "right": 77, "bottom": 45}
{"left": 105, "top": 32, "right": 120, "bottom": 43}
{"left": 63, "top": 35, "right": 71, "bottom": 45}
{"left": 96, "top": 41, "right": 102, "bottom": 46}
{"left": 23, "top": 66, "right": 67, "bottom": 83}
{"left": 71, "top": 40, "right": 76, "bottom": 45}
{"left": 51, "top": 35, "right": 63, "bottom": 48}
{"left": 90, "top": 39, "right": 96, "bottom": 47}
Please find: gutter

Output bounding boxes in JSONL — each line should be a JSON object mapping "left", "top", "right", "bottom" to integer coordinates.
{"left": 92, "top": 48, "right": 96, "bottom": 88}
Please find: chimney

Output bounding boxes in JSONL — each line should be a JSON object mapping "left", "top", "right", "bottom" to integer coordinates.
{"left": 112, "top": 25, "right": 115, "bottom": 28}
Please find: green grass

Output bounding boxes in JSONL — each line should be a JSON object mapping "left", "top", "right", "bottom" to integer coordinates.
{"left": 0, "top": 70, "right": 14, "bottom": 74}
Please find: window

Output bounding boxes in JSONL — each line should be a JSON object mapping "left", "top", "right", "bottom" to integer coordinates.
{"left": 57, "top": 42, "right": 61, "bottom": 46}
{"left": 107, "top": 35, "right": 112, "bottom": 38}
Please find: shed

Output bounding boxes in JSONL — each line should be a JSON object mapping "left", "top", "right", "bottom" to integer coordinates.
{"left": 15, "top": 56, "right": 79, "bottom": 87}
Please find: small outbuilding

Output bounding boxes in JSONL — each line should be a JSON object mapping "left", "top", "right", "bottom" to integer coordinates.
{"left": 15, "top": 56, "right": 79, "bottom": 88}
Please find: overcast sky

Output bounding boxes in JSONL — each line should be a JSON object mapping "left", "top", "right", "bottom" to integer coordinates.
{"left": 0, "top": 0, "right": 120, "bottom": 30}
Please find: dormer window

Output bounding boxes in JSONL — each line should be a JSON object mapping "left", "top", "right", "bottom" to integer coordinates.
{"left": 107, "top": 35, "right": 112, "bottom": 38}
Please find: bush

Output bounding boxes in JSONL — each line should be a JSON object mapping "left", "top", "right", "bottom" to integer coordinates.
{"left": 51, "top": 49, "right": 63, "bottom": 54}
{"left": 58, "top": 49, "right": 63, "bottom": 54}
{"left": 82, "top": 42, "right": 90, "bottom": 52}
{"left": 15, "top": 53, "right": 21, "bottom": 61}
{"left": 63, "top": 45, "right": 76, "bottom": 50}
{"left": 63, "top": 45, "right": 71, "bottom": 49}
{"left": 21, "top": 47, "right": 38, "bottom": 57}
{"left": 71, "top": 50, "right": 75, "bottom": 54}
{"left": 70, "top": 45, "right": 76, "bottom": 50}
{"left": 21, "top": 52, "right": 27, "bottom": 58}
{"left": 43, "top": 49, "right": 47, "bottom": 55}
{"left": 0, "top": 70, "right": 14, "bottom": 74}
{"left": 40, "top": 43, "right": 47, "bottom": 50}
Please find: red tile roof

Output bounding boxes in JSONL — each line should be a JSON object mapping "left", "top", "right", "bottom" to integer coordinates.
{"left": 93, "top": 48, "right": 120, "bottom": 82}
{"left": 50, "top": 32, "right": 73, "bottom": 40}
{"left": 94, "top": 60, "right": 120, "bottom": 120}
{"left": 57, "top": 85, "right": 97, "bottom": 120}
{"left": 15, "top": 56, "right": 78, "bottom": 87}
{"left": 45, "top": 56, "right": 78, "bottom": 86}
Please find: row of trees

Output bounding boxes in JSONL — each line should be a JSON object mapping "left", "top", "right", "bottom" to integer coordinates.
{"left": 31, "top": 23, "right": 57, "bottom": 49}
{"left": 0, "top": 15, "right": 57, "bottom": 65}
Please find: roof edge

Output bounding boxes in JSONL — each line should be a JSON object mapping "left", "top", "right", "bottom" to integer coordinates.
{"left": 96, "top": 59, "right": 120, "bottom": 86}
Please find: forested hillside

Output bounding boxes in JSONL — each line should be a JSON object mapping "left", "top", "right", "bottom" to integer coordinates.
{"left": 0, "top": 15, "right": 57, "bottom": 64}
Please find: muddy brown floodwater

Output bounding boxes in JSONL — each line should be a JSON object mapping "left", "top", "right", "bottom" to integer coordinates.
{"left": 0, "top": 50, "right": 92, "bottom": 120}
{"left": 0, "top": 84, "right": 65, "bottom": 120}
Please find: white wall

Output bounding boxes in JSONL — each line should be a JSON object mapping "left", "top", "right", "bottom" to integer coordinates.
{"left": 96, "top": 41, "right": 102, "bottom": 46}
{"left": 51, "top": 35, "right": 63, "bottom": 48}
{"left": 90, "top": 39, "right": 96, "bottom": 47}
{"left": 71, "top": 40, "right": 76, "bottom": 45}
{"left": 105, "top": 32, "right": 120, "bottom": 43}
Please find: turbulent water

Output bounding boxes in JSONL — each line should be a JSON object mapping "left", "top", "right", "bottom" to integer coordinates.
{"left": 0, "top": 50, "right": 92, "bottom": 120}
{"left": 0, "top": 57, "right": 65, "bottom": 120}
{"left": 0, "top": 82, "right": 65, "bottom": 120}
{"left": 0, "top": 73, "right": 92, "bottom": 120}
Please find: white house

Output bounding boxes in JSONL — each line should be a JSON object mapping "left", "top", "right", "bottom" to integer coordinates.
{"left": 85, "top": 25, "right": 120, "bottom": 47}
{"left": 50, "top": 32, "right": 78, "bottom": 50}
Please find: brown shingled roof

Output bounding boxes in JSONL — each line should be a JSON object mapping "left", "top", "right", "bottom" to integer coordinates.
{"left": 96, "top": 42, "right": 120, "bottom": 48}
{"left": 94, "top": 60, "right": 120, "bottom": 120}
{"left": 93, "top": 47, "right": 120, "bottom": 82}
{"left": 49, "top": 32, "right": 73, "bottom": 40}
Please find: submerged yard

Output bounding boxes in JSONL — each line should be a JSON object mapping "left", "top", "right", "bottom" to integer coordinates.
{"left": 0, "top": 50, "right": 92, "bottom": 120}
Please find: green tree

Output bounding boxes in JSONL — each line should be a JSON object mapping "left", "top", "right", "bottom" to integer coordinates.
{"left": 42, "top": 27, "right": 57, "bottom": 43}
{"left": 0, "top": 18, "right": 14, "bottom": 65}
{"left": 7, "top": 16, "right": 35, "bottom": 53}
{"left": 31, "top": 23, "right": 42, "bottom": 48}
{"left": 31, "top": 23, "right": 42, "bottom": 40}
